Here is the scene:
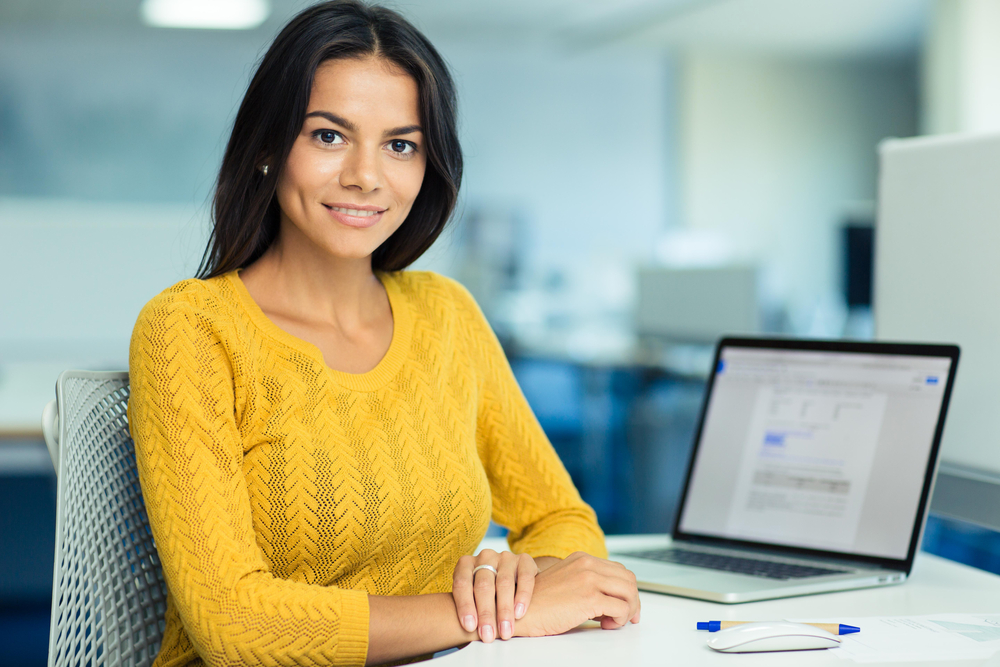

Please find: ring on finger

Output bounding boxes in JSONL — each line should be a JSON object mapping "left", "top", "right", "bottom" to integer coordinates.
{"left": 472, "top": 564, "right": 498, "bottom": 577}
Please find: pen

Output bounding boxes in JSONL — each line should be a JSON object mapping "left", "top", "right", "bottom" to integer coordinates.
{"left": 697, "top": 621, "right": 860, "bottom": 635}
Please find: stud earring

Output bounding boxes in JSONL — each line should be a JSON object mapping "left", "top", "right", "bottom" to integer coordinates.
{"left": 261, "top": 164, "right": 269, "bottom": 176}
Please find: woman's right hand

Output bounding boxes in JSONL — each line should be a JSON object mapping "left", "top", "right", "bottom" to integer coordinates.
{"left": 511, "top": 552, "right": 641, "bottom": 637}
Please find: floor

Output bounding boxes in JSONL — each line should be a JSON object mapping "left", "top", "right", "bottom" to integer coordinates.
{"left": 0, "top": 462, "right": 56, "bottom": 667}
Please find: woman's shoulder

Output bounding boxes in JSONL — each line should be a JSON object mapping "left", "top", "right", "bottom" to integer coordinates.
{"left": 389, "top": 270, "right": 480, "bottom": 314}
{"left": 389, "top": 271, "right": 498, "bottom": 355}
{"left": 133, "top": 274, "right": 238, "bottom": 336}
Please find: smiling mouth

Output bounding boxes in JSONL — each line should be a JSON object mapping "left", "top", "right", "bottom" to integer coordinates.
{"left": 326, "top": 205, "right": 383, "bottom": 217}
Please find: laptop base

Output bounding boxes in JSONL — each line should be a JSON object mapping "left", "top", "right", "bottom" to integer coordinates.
{"left": 612, "top": 552, "right": 906, "bottom": 604}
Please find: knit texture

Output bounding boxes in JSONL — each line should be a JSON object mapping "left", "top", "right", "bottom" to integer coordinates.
{"left": 128, "top": 270, "right": 606, "bottom": 667}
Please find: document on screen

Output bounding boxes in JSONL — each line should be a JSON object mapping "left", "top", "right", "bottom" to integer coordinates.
{"left": 724, "top": 385, "right": 887, "bottom": 550}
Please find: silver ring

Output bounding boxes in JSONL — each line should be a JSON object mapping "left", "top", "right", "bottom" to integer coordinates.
{"left": 472, "top": 564, "right": 498, "bottom": 577}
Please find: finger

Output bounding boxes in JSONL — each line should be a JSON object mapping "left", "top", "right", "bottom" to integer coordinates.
{"left": 566, "top": 553, "right": 625, "bottom": 583}
{"left": 473, "top": 566, "right": 498, "bottom": 643}
{"left": 631, "top": 574, "right": 641, "bottom": 624}
{"left": 597, "top": 595, "right": 631, "bottom": 628}
{"left": 592, "top": 596, "right": 628, "bottom": 630}
{"left": 581, "top": 559, "right": 639, "bottom": 602}
{"left": 579, "top": 562, "right": 640, "bottom": 624}
{"left": 622, "top": 569, "right": 640, "bottom": 622}
{"left": 600, "top": 615, "right": 623, "bottom": 630}
{"left": 452, "top": 555, "right": 478, "bottom": 632}
{"left": 495, "top": 552, "right": 518, "bottom": 640}
{"left": 602, "top": 574, "right": 640, "bottom": 624}
{"left": 512, "top": 553, "right": 537, "bottom": 620}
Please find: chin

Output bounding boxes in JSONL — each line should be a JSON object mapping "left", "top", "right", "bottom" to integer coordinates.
{"left": 323, "top": 228, "right": 401, "bottom": 260}
{"left": 318, "top": 239, "right": 386, "bottom": 263}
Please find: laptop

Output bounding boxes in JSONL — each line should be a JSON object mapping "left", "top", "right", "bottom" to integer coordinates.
{"left": 612, "top": 337, "right": 960, "bottom": 603}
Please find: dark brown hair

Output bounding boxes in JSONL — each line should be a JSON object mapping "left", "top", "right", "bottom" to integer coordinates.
{"left": 197, "top": 0, "right": 462, "bottom": 278}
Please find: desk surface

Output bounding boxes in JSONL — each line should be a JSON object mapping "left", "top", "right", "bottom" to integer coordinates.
{"left": 441, "top": 535, "right": 1000, "bottom": 666}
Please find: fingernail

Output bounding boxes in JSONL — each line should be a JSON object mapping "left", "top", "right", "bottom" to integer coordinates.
{"left": 515, "top": 603, "right": 525, "bottom": 619}
{"left": 463, "top": 615, "right": 476, "bottom": 632}
{"left": 501, "top": 621, "right": 511, "bottom": 638}
{"left": 482, "top": 625, "right": 494, "bottom": 642}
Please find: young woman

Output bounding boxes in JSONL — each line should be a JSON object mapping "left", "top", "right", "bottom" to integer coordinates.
{"left": 128, "top": 2, "right": 640, "bottom": 665}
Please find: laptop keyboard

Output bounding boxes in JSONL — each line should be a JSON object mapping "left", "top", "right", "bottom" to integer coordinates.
{"left": 623, "top": 548, "right": 850, "bottom": 580}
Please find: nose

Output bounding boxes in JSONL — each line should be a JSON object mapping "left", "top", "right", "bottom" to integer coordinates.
{"left": 339, "top": 143, "right": 381, "bottom": 192}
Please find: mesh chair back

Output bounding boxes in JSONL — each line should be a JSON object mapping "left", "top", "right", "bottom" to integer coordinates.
{"left": 45, "top": 371, "right": 167, "bottom": 667}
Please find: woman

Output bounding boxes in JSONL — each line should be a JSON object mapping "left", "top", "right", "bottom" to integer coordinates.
{"left": 128, "top": 2, "right": 640, "bottom": 665}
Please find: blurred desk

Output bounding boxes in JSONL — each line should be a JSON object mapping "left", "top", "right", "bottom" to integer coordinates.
{"left": 0, "top": 362, "right": 68, "bottom": 438}
{"left": 450, "top": 534, "right": 1000, "bottom": 667}
{"left": 510, "top": 333, "right": 716, "bottom": 382}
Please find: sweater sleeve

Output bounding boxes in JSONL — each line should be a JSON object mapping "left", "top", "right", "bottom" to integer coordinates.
{"left": 127, "top": 286, "right": 369, "bottom": 667}
{"left": 442, "top": 278, "right": 608, "bottom": 560}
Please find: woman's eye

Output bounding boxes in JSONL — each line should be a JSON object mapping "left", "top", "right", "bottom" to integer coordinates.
{"left": 314, "top": 130, "right": 343, "bottom": 145}
{"left": 389, "top": 140, "right": 415, "bottom": 155}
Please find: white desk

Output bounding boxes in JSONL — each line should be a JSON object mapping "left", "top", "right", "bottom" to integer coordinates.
{"left": 442, "top": 535, "right": 1000, "bottom": 666}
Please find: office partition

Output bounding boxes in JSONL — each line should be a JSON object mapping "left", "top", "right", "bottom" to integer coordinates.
{"left": 875, "top": 132, "right": 1000, "bottom": 530}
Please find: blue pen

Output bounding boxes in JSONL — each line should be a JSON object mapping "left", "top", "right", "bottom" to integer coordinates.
{"left": 697, "top": 621, "right": 860, "bottom": 635}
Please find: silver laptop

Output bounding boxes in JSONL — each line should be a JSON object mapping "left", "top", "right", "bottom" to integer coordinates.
{"left": 612, "top": 337, "right": 960, "bottom": 603}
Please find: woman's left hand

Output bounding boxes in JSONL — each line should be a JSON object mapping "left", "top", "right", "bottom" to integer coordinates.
{"left": 452, "top": 549, "right": 539, "bottom": 643}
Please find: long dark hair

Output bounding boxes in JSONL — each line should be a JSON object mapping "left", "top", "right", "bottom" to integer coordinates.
{"left": 197, "top": 0, "right": 462, "bottom": 278}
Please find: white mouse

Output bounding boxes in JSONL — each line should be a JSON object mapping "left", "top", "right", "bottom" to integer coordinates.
{"left": 707, "top": 621, "right": 842, "bottom": 653}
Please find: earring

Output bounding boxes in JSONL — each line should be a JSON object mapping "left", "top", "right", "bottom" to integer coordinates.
{"left": 261, "top": 164, "right": 269, "bottom": 176}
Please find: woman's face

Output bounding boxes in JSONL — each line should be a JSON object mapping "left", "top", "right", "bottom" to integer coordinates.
{"left": 276, "top": 57, "right": 426, "bottom": 263}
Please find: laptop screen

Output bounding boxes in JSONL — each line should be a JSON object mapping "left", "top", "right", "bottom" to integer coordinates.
{"left": 677, "top": 343, "right": 955, "bottom": 561}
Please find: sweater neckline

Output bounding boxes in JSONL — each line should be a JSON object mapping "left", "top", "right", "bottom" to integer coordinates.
{"left": 225, "top": 269, "right": 413, "bottom": 392}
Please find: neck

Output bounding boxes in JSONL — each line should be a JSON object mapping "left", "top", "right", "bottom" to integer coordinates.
{"left": 240, "top": 219, "right": 387, "bottom": 330}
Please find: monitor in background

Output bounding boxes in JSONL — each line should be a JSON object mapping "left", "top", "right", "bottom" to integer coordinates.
{"left": 635, "top": 266, "right": 759, "bottom": 343}
{"left": 842, "top": 223, "right": 873, "bottom": 310}
{"left": 875, "top": 133, "right": 1000, "bottom": 475}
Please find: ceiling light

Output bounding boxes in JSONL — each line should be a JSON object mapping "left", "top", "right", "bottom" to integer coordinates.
{"left": 140, "top": 0, "right": 271, "bottom": 30}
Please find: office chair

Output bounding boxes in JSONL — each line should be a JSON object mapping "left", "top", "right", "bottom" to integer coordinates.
{"left": 41, "top": 371, "right": 167, "bottom": 667}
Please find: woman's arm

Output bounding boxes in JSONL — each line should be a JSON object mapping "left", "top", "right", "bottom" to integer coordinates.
{"left": 441, "top": 276, "right": 632, "bottom": 638}
{"left": 130, "top": 290, "right": 373, "bottom": 666}
{"left": 368, "top": 553, "right": 641, "bottom": 665}
{"left": 453, "top": 280, "right": 606, "bottom": 558}
{"left": 366, "top": 594, "right": 475, "bottom": 664}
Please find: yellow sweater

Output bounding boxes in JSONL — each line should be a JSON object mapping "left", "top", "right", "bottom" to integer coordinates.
{"left": 127, "top": 270, "right": 606, "bottom": 667}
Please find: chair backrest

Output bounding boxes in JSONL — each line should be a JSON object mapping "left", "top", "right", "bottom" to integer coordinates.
{"left": 42, "top": 370, "right": 168, "bottom": 667}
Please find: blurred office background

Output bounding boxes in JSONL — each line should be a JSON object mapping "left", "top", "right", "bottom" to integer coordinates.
{"left": 3, "top": 0, "right": 1000, "bottom": 663}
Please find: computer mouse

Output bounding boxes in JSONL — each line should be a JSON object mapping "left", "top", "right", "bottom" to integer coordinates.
{"left": 707, "top": 621, "right": 842, "bottom": 653}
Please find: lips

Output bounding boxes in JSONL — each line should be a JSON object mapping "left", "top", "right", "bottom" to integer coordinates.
{"left": 323, "top": 203, "right": 386, "bottom": 229}
{"left": 329, "top": 205, "right": 379, "bottom": 217}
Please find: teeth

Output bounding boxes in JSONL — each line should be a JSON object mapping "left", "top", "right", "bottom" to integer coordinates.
{"left": 331, "top": 206, "right": 377, "bottom": 217}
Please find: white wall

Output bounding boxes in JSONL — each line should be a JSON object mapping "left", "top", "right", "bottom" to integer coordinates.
{"left": 439, "top": 43, "right": 674, "bottom": 276}
{"left": 0, "top": 25, "right": 266, "bottom": 204}
{"left": 922, "top": 0, "right": 1000, "bottom": 134}
{"left": 0, "top": 197, "right": 209, "bottom": 430}
{"left": 679, "top": 53, "right": 918, "bottom": 330}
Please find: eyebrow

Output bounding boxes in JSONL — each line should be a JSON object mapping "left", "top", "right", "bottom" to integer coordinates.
{"left": 304, "top": 111, "right": 422, "bottom": 138}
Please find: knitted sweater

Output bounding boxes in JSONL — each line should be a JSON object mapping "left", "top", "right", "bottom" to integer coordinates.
{"left": 127, "top": 270, "right": 606, "bottom": 667}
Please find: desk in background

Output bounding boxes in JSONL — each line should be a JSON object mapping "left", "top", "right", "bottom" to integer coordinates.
{"left": 445, "top": 535, "right": 1000, "bottom": 667}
